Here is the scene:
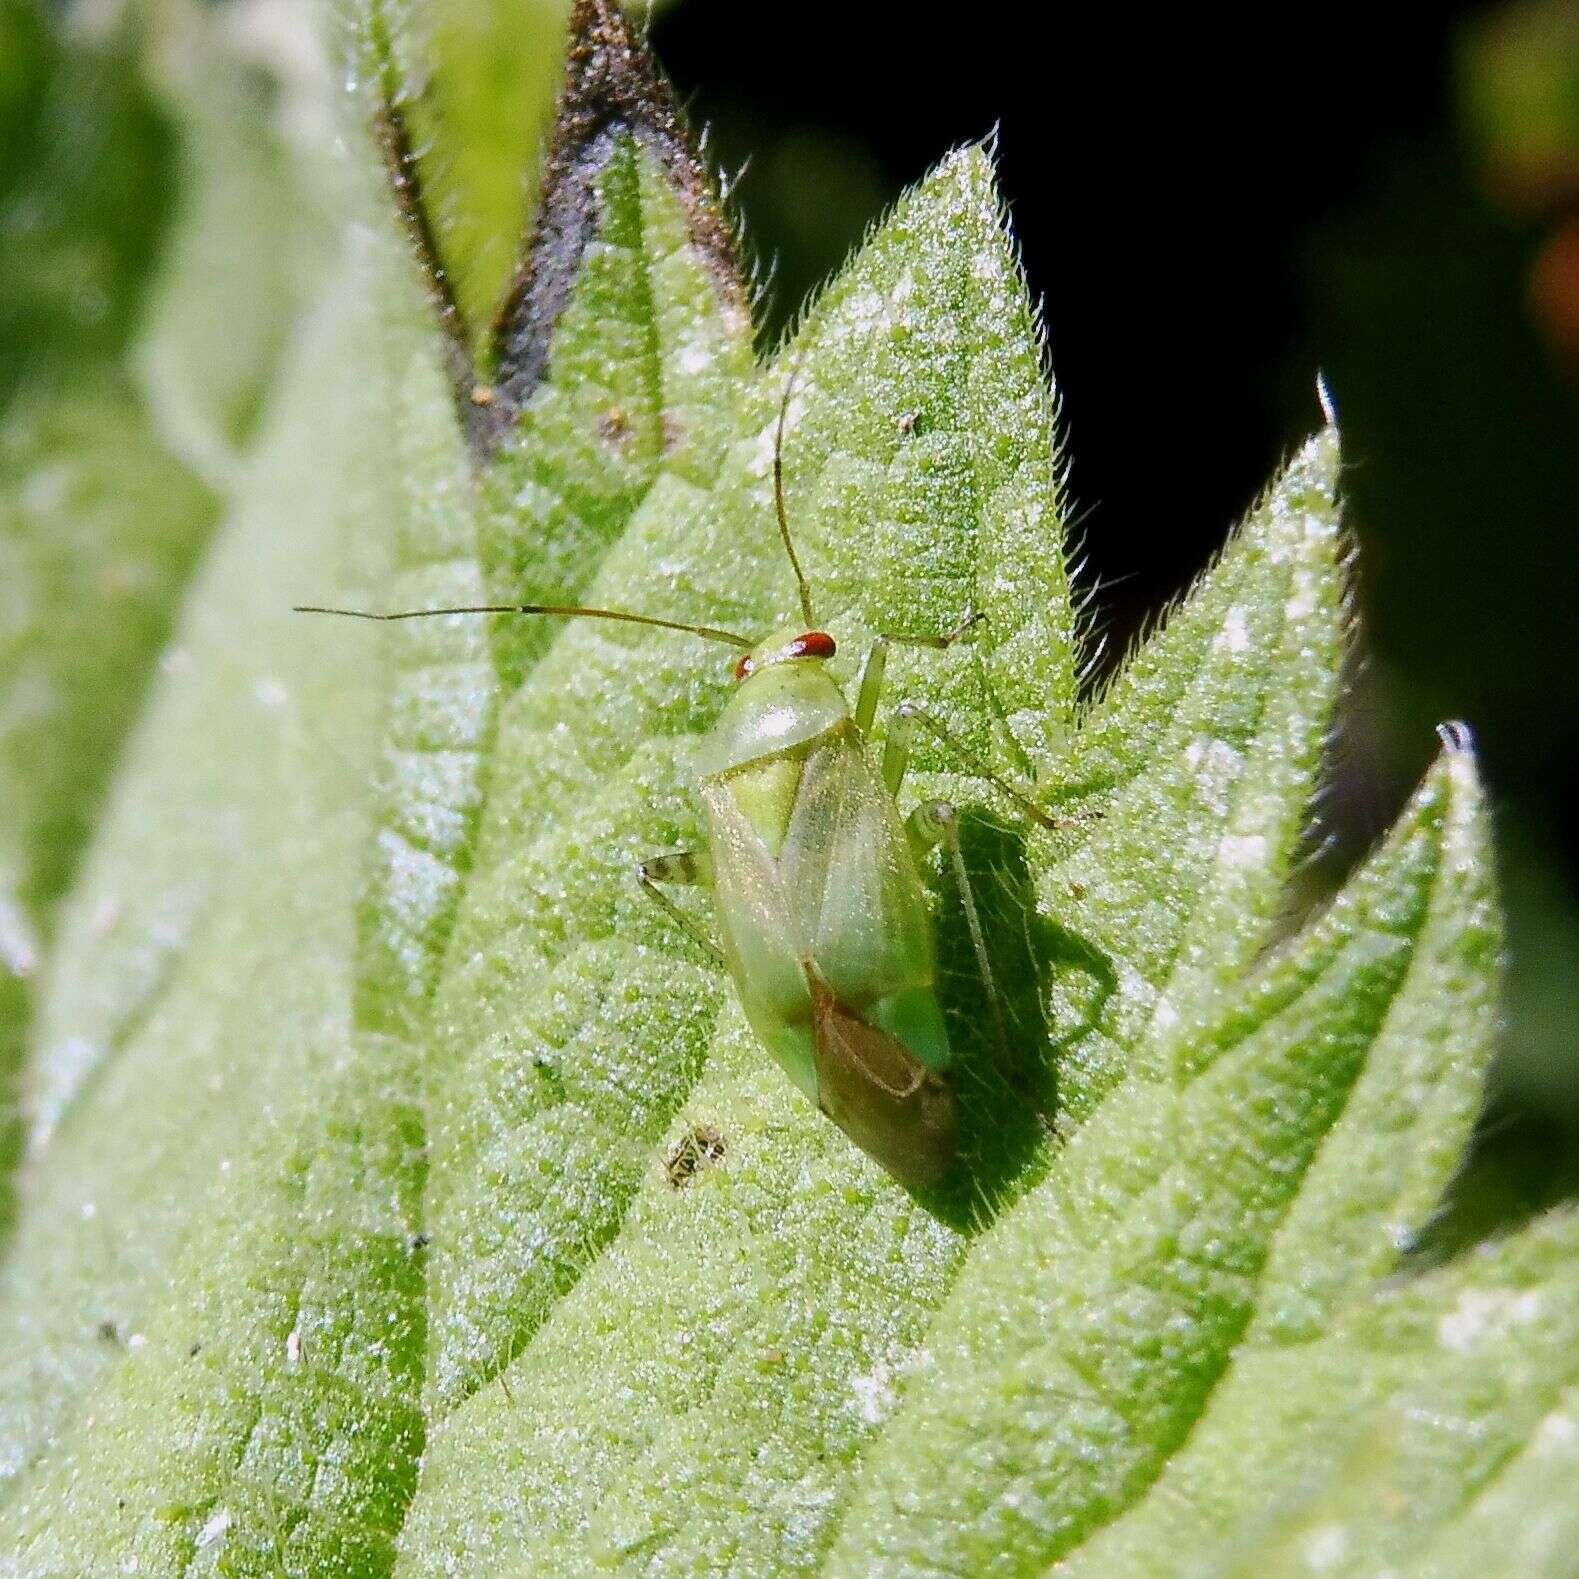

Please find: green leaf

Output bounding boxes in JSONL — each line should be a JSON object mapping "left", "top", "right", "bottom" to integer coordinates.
{"left": 389, "top": 88, "right": 1345, "bottom": 1579}
{"left": 1045, "top": 425, "right": 1346, "bottom": 1118}
{"left": 0, "top": 4, "right": 326, "bottom": 1211}
{"left": 0, "top": 2, "right": 1549, "bottom": 1573}
{"left": 387, "top": 0, "right": 664, "bottom": 339}
{"left": 0, "top": 245, "right": 398, "bottom": 1524}
{"left": 131, "top": 54, "right": 325, "bottom": 484}
{"left": 1162, "top": 1205, "right": 1579, "bottom": 1579}
{"left": 0, "top": 6, "right": 295, "bottom": 1241}
{"left": 0, "top": 389, "right": 215, "bottom": 931}
{"left": 389, "top": 0, "right": 577, "bottom": 332}
{"left": 0, "top": 4, "right": 177, "bottom": 405}
{"left": 0, "top": 385, "right": 215, "bottom": 1183}
{"left": 824, "top": 733, "right": 1500, "bottom": 1576}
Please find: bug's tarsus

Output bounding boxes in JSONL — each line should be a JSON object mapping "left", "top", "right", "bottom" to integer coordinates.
{"left": 773, "top": 358, "right": 818, "bottom": 628}
{"left": 882, "top": 607, "right": 986, "bottom": 652}
{"left": 635, "top": 851, "right": 724, "bottom": 965}
{"left": 293, "top": 602, "right": 754, "bottom": 649}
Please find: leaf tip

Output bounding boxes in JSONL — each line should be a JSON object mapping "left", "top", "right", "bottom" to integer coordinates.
{"left": 1316, "top": 369, "right": 1340, "bottom": 429}
{"left": 1432, "top": 718, "right": 1493, "bottom": 851}
{"left": 485, "top": 0, "right": 748, "bottom": 444}
{"left": 925, "top": 141, "right": 1002, "bottom": 220}
{"left": 1426, "top": 718, "right": 1487, "bottom": 813}
{"left": 1406, "top": 719, "right": 1495, "bottom": 904}
{"left": 1288, "top": 422, "right": 1342, "bottom": 510}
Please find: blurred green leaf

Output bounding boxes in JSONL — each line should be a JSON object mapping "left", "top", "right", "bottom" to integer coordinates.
{"left": 0, "top": 0, "right": 322, "bottom": 1248}
{"left": 0, "top": 6, "right": 176, "bottom": 405}
{"left": 0, "top": 389, "right": 212, "bottom": 935}
{"left": 131, "top": 57, "right": 325, "bottom": 484}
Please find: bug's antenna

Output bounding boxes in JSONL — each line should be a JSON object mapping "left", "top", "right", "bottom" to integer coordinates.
{"left": 293, "top": 602, "right": 754, "bottom": 649}
{"left": 773, "top": 359, "right": 818, "bottom": 628}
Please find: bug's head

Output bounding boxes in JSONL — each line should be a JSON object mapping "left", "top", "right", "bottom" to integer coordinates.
{"left": 733, "top": 627, "right": 837, "bottom": 683}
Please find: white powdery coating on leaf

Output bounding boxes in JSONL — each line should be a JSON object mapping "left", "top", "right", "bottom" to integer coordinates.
{"left": 1437, "top": 1288, "right": 1543, "bottom": 1353}
{"left": 1285, "top": 567, "right": 1321, "bottom": 622}
{"left": 1303, "top": 1523, "right": 1349, "bottom": 1570}
{"left": 196, "top": 1508, "right": 232, "bottom": 1549}
{"left": 1183, "top": 735, "right": 1245, "bottom": 819}
{"left": 850, "top": 1360, "right": 899, "bottom": 1426}
{"left": 1215, "top": 607, "right": 1250, "bottom": 655}
{"left": 676, "top": 342, "right": 713, "bottom": 376}
{"left": 840, "top": 288, "right": 889, "bottom": 336}
{"left": 1218, "top": 833, "right": 1269, "bottom": 870}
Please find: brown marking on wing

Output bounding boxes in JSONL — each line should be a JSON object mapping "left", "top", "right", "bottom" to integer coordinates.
{"left": 808, "top": 975, "right": 956, "bottom": 1192}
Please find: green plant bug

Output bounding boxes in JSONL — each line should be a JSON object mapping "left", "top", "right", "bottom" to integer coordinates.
{"left": 298, "top": 379, "right": 1058, "bottom": 1192}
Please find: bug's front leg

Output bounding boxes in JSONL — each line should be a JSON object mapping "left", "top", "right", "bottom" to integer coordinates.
{"left": 854, "top": 610, "right": 984, "bottom": 737}
{"left": 634, "top": 849, "right": 723, "bottom": 966}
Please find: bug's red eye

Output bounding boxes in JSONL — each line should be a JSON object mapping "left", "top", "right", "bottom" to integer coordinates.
{"left": 734, "top": 654, "right": 754, "bottom": 681}
{"left": 790, "top": 631, "right": 837, "bottom": 660}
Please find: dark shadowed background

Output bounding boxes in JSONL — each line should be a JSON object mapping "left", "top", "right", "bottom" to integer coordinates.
{"left": 651, "top": 0, "right": 1579, "bottom": 1236}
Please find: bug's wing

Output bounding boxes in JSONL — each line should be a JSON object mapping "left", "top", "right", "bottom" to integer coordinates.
{"left": 779, "top": 729, "right": 934, "bottom": 1011}
{"left": 700, "top": 774, "right": 821, "bottom": 1101}
{"left": 810, "top": 977, "right": 956, "bottom": 1191}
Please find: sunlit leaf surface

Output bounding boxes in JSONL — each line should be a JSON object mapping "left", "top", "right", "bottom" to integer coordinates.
{"left": 0, "top": 3, "right": 1550, "bottom": 1575}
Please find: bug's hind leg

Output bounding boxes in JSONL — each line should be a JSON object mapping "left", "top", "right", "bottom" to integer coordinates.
{"left": 907, "top": 802, "right": 1008, "bottom": 1060}
{"left": 884, "top": 699, "right": 1080, "bottom": 834}
{"left": 635, "top": 849, "right": 723, "bottom": 966}
{"left": 908, "top": 800, "right": 1056, "bottom": 1138}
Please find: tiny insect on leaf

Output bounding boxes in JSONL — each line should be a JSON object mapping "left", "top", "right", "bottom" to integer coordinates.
{"left": 300, "top": 435, "right": 1051, "bottom": 1193}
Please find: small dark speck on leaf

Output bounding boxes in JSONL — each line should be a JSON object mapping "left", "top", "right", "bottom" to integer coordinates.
{"left": 665, "top": 1122, "right": 726, "bottom": 1188}
{"left": 96, "top": 1319, "right": 120, "bottom": 1345}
